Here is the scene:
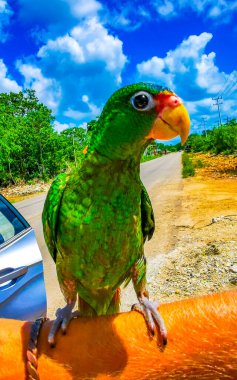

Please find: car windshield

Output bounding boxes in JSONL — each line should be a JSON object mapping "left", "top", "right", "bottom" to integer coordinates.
{"left": 0, "top": 199, "right": 26, "bottom": 245}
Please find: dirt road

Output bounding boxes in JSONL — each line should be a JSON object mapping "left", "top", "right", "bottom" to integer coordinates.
{"left": 15, "top": 152, "right": 184, "bottom": 317}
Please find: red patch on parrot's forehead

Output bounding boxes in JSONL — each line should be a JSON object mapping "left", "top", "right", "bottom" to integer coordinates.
{"left": 154, "top": 91, "right": 182, "bottom": 114}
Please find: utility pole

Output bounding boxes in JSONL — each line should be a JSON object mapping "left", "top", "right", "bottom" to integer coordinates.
{"left": 212, "top": 96, "right": 223, "bottom": 126}
{"left": 201, "top": 116, "right": 208, "bottom": 137}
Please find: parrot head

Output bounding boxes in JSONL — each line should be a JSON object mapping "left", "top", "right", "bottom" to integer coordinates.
{"left": 90, "top": 83, "right": 190, "bottom": 160}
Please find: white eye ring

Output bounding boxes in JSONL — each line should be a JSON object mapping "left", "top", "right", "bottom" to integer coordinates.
{"left": 130, "top": 91, "right": 156, "bottom": 112}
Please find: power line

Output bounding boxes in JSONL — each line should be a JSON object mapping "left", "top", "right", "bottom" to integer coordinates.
{"left": 201, "top": 116, "right": 208, "bottom": 137}
{"left": 212, "top": 96, "right": 223, "bottom": 126}
{"left": 217, "top": 76, "right": 230, "bottom": 97}
{"left": 221, "top": 72, "right": 237, "bottom": 97}
{"left": 223, "top": 79, "right": 237, "bottom": 97}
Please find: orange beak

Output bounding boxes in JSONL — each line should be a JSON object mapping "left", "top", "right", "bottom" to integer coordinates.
{"left": 146, "top": 94, "right": 190, "bottom": 145}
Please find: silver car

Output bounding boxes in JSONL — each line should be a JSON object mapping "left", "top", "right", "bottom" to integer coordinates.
{"left": 0, "top": 194, "right": 47, "bottom": 320}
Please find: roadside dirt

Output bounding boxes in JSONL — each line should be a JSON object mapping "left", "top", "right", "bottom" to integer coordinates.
{"left": 121, "top": 153, "right": 237, "bottom": 309}
{"left": 0, "top": 181, "right": 50, "bottom": 203}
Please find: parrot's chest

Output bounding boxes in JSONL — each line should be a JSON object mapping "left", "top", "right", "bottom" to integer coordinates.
{"left": 58, "top": 173, "right": 142, "bottom": 287}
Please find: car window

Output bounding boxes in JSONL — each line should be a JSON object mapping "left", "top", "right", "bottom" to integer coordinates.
{"left": 0, "top": 199, "right": 26, "bottom": 244}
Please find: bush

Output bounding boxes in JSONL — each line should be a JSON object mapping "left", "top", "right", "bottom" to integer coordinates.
{"left": 194, "top": 159, "right": 204, "bottom": 168}
{"left": 182, "top": 153, "right": 195, "bottom": 178}
{"left": 141, "top": 153, "right": 162, "bottom": 162}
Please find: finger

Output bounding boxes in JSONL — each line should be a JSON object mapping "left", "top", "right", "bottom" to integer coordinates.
{"left": 48, "top": 318, "right": 63, "bottom": 347}
{"left": 61, "top": 315, "right": 73, "bottom": 334}
{"left": 61, "top": 309, "right": 80, "bottom": 334}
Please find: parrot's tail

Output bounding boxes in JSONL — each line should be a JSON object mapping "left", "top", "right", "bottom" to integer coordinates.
{"left": 78, "top": 288, "right": 121, "bottom": 316}
{"left": 107, "top": 288, "right": 121, "bottom": 315}
{"left": 79, "top": 297, "right": 97, "bottom": 317}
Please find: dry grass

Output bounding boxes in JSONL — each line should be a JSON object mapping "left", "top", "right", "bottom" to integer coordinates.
{"left": 192, "top": 153, "right": 237, "bottom": 178}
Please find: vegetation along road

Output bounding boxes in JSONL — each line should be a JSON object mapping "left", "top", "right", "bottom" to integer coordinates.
{"left": 14, "top": 152, "right": 183, "bottom": 317}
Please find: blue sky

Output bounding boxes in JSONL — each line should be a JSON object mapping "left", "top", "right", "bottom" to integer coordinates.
{"left": 0, "top": 0, "right": 237, "bottom": 142}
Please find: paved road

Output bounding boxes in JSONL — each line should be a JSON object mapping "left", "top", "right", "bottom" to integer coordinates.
{"left": 140, "top": 151, "right": 182, "bottom": 188}
{"left": 14, "top": 152, "right": 182, "bottom": 316}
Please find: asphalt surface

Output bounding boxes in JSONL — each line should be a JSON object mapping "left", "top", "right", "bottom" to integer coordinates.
{"left": 15, "top": 152, "right": 182, "bottom": 317}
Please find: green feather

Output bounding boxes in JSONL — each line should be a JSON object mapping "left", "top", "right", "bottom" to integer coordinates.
{"left": 141, "top": 184, "right": 155, "bottom": 241}
{"left": 42, "top": 173, "right": 68, "bottom": 262}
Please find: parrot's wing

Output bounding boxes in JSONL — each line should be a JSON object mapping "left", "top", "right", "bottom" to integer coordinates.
{"left": 141, "top": 183, "right": 155, "bottom": 242}
{"left": 123, "top": 185, "right": 154, "bottom": 289}
{"left": 42, "top": 173, "right": 68, "bottom": 262}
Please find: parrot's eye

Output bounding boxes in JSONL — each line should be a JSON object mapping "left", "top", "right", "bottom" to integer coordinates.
{"left": 131, "top": 91, "right": 155, "bottom": 112}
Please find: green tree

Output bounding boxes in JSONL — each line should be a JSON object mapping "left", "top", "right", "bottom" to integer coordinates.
{"left": 211, "top": 119, "right": 237, "bottom": 154}
{"left": 59, "top": 127, "right": 87, "bottom": 167}
{"left": 185, "top": 119, "right": 237, "bottom": 154}
{"left": 0, "top": 90, "right": 59, "bottom": 185}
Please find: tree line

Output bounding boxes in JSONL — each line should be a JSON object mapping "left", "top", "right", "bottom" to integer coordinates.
{"left": 184, "top": 119, "right": 237, "bottom": 154}
{"left": 0, "top": 89, "right": 236, "bottom": 186}
{"left": 0, "top": 90, "right": 89, "bottom": 186}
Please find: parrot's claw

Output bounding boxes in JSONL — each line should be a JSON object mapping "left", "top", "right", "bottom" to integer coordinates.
{"left": 48, "top": 303, "right": 79, "bottom": 347}
{"left": 132, "top": 296, "right": 167, "bottom": 346}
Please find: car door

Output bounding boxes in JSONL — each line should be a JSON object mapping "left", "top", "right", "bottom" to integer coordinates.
{"left": 0, "top": 194, "right": 47, "bottom": 321}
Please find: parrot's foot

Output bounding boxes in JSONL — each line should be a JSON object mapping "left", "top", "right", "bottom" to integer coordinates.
{"left": 48, "top": 302, "right": 79, "bottom": 347}
{"left": 132, "top": 295, "right": 167, "bottom": 346}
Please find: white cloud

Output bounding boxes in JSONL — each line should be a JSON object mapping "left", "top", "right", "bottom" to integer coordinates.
{"left": 208, "top": 5, "right": 221, "bottom": 17}
{"left": 100, "top": 0, "right": 237, "bottom": 31}
{"left": 64, "top": 95, "right": 101, "bottom": 120}
{"left": 81, "top": 94, "right": 100, "bottom": 114}
{"left": 64, "top": 108, "right": 89, "bottom": 120}
{"left": 165, "top": 32, "right": 213, "bottom": 71}
{"left": 39, "top": 35, "right": 85, "bottom": 63}
{"left": 66, "top": 0, "right": 102, "bottom": 18}
{"left": 38, "top": 17, "right": 127, "bottom": 84}
{"left": 0, "top": 0, "right": 7, "bottom": 12}
{"left": 54, "top": 120, "right": 79, "bottom": 132}
{"left": 82, "top": 95, "right": 89, "bottom": 103}
{"left": 137, "top": 32, "right": 237, "bottom": 131}
{"left": 207, "top": 0, "right": 237, "bottom": 20}
{"left": 0, "top": 59, "right": 22, "bottom": 93}
{"left": 137, "top": 56, "right": 173, "bottom": 88}
{"left": 156, "top": 0, "right": 174, "bottom": 16}
{"left": 195, "top": 52, "right": 227, "bottom": 93}
{"left": 153, "top": 0, "right": 237, "bottom": 22}
{"left": 17, "top": 63, "right": 62, "bottom": 113}
{"left": 29, "top": 16, "right": 127, "bottom": 124}
{"left": 185, "top": 98, "right": 213, "bottom": 114}
{"left": 137, "top": 32, "right": 214, "bottom": 93}
{"left": 13, "top": 1, "right": 127, "bottom": 126}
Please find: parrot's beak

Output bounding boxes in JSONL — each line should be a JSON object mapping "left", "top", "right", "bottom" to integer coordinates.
{"left": 147, "top": 103, "right": 190, "bottom": 145}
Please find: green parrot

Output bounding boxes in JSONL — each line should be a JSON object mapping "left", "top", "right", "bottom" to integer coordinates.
{"left": 42, "top": 82, "right": 190, "bottom": 346}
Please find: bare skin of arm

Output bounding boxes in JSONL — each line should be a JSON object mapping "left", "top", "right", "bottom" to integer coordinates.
{"left": 1, "top": 289, "right": 237, "bottom": 380}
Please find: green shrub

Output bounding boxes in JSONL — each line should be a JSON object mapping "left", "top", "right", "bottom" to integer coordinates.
{"left": 194, "top": 159, "right": 204, "bottom": 168}
{"left": 182, "top": 153, "right": 195, "bottom": 178}
{"left": 141, "top": 153, "right": 162, "bottom": 162}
